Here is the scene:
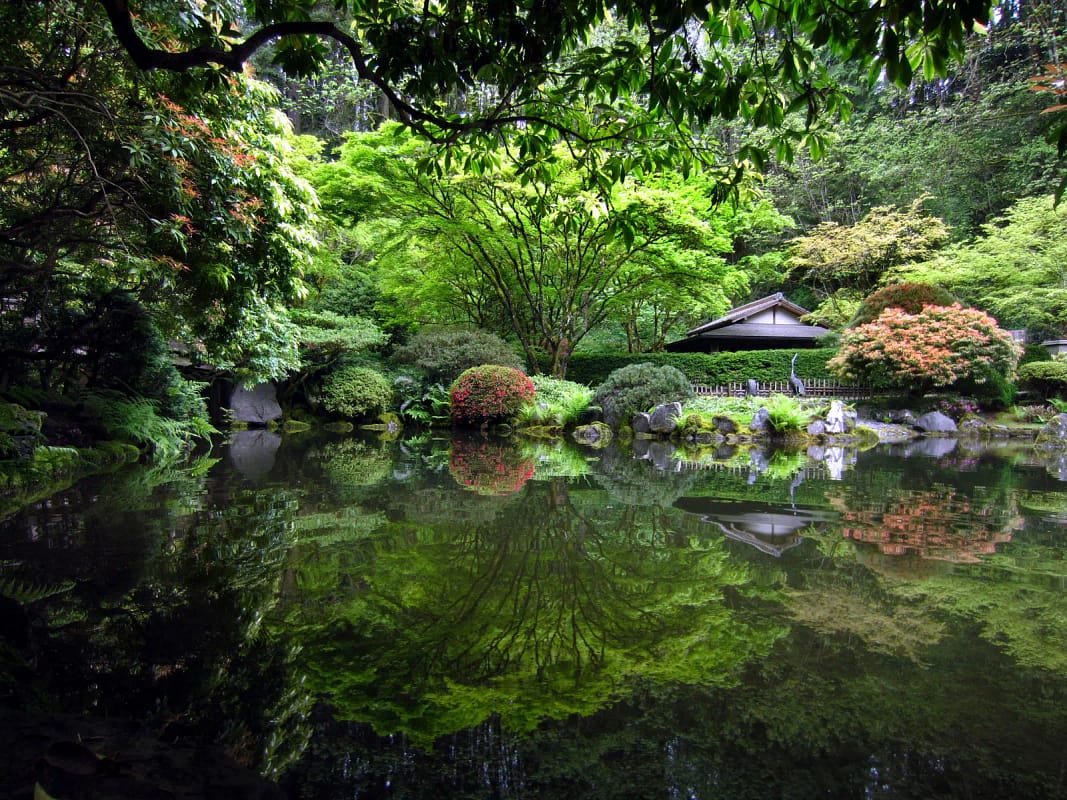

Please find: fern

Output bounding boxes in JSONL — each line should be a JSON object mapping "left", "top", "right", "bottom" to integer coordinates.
{"left": 80, "top": 390, "right": 213, "bottom": 459}
{"left": 761, "top": 395, "right": 809, "bottom": 434}
{"left": 0, "top": 575, "right": 76, "bottom": 604}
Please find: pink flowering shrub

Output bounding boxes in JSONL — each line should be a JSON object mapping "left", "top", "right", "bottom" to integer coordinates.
{"left": 449, "top": 365, "right": 536, "bottom": 425}
{"left": 828, "top": 303, "right": 1020, "bottom": 395}
{"left": 449, "top": 439, "right": 535, "bottom": 495}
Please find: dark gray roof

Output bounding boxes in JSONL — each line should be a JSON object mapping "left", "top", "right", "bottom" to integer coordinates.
{"left": 683, "top": 292, "right": 817, "bottom": 337}
{"left": 689, "top": 323, "right": 829, "bottom": 340}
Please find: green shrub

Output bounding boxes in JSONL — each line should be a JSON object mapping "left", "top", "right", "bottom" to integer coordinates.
{"left": 1019, "top": 344, "right": 1053, "bottom": 366}
{"left": 321, "top": 366, "right": 394, "bottom": 418}
{"left": 0, "top": 403, "right": 45, "bottom": 458}
{"left": 392, "top": 328, "right": 524, "bottom": 384}
{"left": 556, "top": 349, "right": 838, "bottom": 387}
{"left": 516, "top": 376, "right": 594, "bottom": 428}
{"left": 594, "top": 363, "right": 693, "bottom": 427}
{"left": 80, "top": 292, "right": 209, "bottom": 424}
{"left": 449, "top": 366, "right": 535, "bottom": 425}
{"left": 1017, "top": 361, "right": 1067, "bottom": 399}
{"left": 849, "top": 282, "right": 957, "bottom": 327}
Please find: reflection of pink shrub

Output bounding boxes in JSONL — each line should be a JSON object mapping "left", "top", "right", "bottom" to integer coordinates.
{"left": 449, "top": 365, "right": 535, "bottom": 425}
{"left": 449, "top": 440, "right": 535, "bottom": 495}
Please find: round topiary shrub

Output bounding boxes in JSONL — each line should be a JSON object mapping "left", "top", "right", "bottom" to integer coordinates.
{"left": 321, "top": 365, "right": 394, "bottom": 418}
{"left": 849, "top": 282, "right": 957, "bottom": 328}
{"left": 1017, "top": 361, "right": 1067, "bottom": 399}
{"left": 593, "top": 363, "right": 694, "bottom": 428}
{"left": 450, "top": 365, "right": 535, "bottom": 425}
{"left": 392, "top": 328, "right": 525, "bottom": 384}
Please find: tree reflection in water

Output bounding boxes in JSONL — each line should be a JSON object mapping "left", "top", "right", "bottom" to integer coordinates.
{"left": 5, "top": 435, "right": 1067, "bottom": 798}
{"left": 272, "top": 436, "right": 783, "bottom": 743}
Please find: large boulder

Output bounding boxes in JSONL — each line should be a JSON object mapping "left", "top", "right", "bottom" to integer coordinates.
{"left": 807, "top": 419, "right": 827, "bottom": 437}
{"left": 631, "top": 412, "right": 653, "bottom": 434}
{"left": 749, "top": 407, "right": 771, "bottom": 434}
{"left": 825, "top": 400, "right": 851, "bottom": 434}
{"left": 913, "top": 411, "right": 957, "bottom": 434}
{"left": 712, "top": 415, "right": 738, "bottom": 434}
{"left": 649, "top": 402, "right": 683, "bottom": 434}
{"left": 229, "top": 382, "right": 282, "bottom": 425}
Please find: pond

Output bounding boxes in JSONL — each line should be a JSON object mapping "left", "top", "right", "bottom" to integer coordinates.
{"left": 2, "top": 432, "right": 1067, "bottom": 799}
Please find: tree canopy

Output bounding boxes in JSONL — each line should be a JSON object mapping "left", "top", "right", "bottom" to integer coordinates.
{"left": 91, "top": 0, "right": 997, "bottom": 194}
{"left": 894, "top": 195, "right": 1067, "bottom": 338}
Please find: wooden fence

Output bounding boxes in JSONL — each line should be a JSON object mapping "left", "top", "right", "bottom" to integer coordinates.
{"left": 692, "top": 378, "right": 872, "bottom": 400}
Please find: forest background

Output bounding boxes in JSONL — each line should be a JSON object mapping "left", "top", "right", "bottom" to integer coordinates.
{"left": 1, "top": 0, "right": 1065, "bottom": 455}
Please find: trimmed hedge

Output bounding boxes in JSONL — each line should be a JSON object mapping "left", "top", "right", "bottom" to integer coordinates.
{"left": 552, "top": 349, "right": 839, "bottom": 387}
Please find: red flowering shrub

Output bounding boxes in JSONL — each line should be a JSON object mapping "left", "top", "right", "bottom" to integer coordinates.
{"left": 828, "top": 303, "right": 1020, "bottom": 395}
{"left": 449, "top": 439, "right": 535, "bottom": 495}
{"left": 449, "top": 365, "right": 536, "bottom": 425}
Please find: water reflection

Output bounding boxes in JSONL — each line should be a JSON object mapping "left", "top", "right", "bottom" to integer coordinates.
{"left": 3, "top": 434, "right": 1067, "bottom": 798}
{"left": 673, "top": 497, "right": 836, "bottom": 557}
{"left": 274, "top": 468, "right": 782, "bottom": 744}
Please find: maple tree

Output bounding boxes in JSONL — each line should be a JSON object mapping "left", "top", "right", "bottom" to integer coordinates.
{"left": 828, "top": 303, "right": 1020, "bottom": 395}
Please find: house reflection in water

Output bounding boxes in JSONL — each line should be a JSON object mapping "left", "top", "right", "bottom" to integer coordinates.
{"left": 673, "top": 498, "right": 839, "bottom": 557}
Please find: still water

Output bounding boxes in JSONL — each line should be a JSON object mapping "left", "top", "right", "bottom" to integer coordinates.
{"left": 2, "top": 432, "right": 1067, "bottom": 798}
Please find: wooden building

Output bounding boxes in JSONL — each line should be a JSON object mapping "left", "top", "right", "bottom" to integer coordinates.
{"left": 666, "top": 293, "right": 830, "bottom": 353}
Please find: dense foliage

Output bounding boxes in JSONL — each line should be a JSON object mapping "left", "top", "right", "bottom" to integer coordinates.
{"left": 516, "top": 376, "right": 595, "bottom": 428}
{"left": 0, "top": 2, "right": 319, "bottom": 385}
{"left": 850, "top": 283, "right": 958, "bottom": 327}
{"left": 5, "top": 0, "right": 1067, "bottom": 452}
{"left": 391, "top": 329, "right": 525, "bottom": 384}
{"left": 785, "top": 200, "right": 950, "bottom": 328}
{"left": 828, "top": 304, "right": 1020, "bottom": 395}
{"left": 87, "top": 0, "right": 1005, "bottom": 206}
{"left": 320, "top": 366, "right": 394, "bottom": 418}
{"left": 449, "top": 366, "right": 535, "bottom": 425}
{"left": 894, "top": 196, "right": 1067, "bottom": 339}
{"left": 594, "top": 363, "right": 693, "bottom": 427}
{"left": 312, "top": 128, "right": 761, "bottom": 376}
{"left": 1016, "top": 362, "right": 1067, "bottom": 400}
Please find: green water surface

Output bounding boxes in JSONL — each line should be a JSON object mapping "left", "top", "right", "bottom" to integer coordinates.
{"left": 2, "top": 433, "right": 1066, "bottom": 798}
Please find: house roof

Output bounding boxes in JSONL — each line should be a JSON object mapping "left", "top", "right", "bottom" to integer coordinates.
{"left": 688, "top": 323, "right": 827, "bottom": 340}
{"left": 683, "top": 292, "right": 817, "bottom": 337}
